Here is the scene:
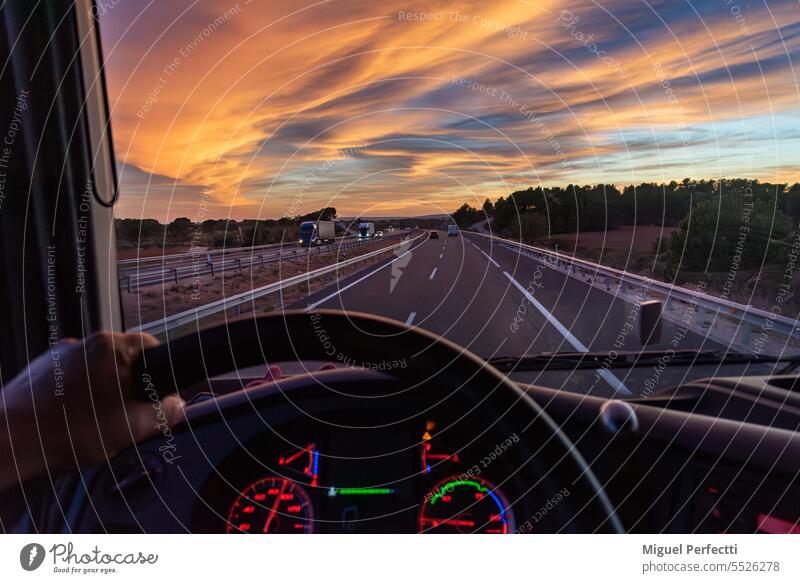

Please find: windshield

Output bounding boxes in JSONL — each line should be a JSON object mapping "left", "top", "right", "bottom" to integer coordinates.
{"left": 100, "top": 1, "right": 800, "bottom": 397}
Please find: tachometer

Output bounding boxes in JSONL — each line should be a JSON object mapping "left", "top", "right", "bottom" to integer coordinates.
{"left": 226, "top": 477, "right": 314, "bottom": 533}
{"left": 419, "top": 476, "right": 514, "bottom": 533}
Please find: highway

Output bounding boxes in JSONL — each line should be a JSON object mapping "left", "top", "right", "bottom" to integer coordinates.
{"left": 295, "top": 230, "right": 723, "bottom": 396}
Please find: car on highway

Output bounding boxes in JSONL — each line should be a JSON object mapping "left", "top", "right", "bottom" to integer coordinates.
{"left": 2, "top": 1, "right": 798, "bottom": 540}
{"left": 448, "top": 225, "right": 459, "bottom": 237}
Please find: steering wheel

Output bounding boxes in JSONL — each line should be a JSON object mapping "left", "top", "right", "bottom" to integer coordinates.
{"left": 129, "top": 309, "right": 622, "bottom": 533}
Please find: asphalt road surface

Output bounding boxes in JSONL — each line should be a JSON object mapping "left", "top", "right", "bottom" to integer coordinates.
{"left": 294, "top": 230, "right": 724, "bottom": 396}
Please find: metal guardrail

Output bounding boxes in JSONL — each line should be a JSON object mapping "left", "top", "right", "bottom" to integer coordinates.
{"left": 118, "top": 232, "right": 401, "bottom": 268}
{"left": 118, "top": 234, "right": 401, "bottom": 290}
{"left": 131, "top": 234, "right": 423, "bottom": 335}
{"left": 466, "top": 231, "right": 800, "bottom": 344}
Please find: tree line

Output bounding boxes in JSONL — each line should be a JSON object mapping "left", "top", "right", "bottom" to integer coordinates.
{"left": 452, "top": 178, "right": 800, "bottom": 274}
{"left": 115, "top": 207, "right": 338, "bottom": 248}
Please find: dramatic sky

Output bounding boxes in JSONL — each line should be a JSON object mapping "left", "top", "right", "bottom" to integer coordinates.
{"left": 100, "top": 0, "right": 800, "bottom": 221}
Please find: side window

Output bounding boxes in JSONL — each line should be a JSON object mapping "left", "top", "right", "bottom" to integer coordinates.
{"left": 0, "top": 0, "right": 120, "bottom": 379}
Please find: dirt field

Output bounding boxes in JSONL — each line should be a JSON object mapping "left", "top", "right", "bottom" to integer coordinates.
{"left": 117, "top": 245, "right": 197, "bottom": 260}
{"left": 546, "top": 225, "right": 676, "bottom": 252}
{"left": 120, "top": 237, "right": 411, "bottom": 333}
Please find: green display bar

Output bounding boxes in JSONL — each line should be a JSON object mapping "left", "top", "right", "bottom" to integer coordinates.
{"left": 329, "top": 487, "right": 395, "bottom": 496}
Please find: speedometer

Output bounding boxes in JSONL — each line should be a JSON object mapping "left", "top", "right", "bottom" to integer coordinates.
{"left": 226, "top": 477, "right": 315, "bottom": 533}
{"left": 419, "top": 476, "right": 514, "bottom": 533}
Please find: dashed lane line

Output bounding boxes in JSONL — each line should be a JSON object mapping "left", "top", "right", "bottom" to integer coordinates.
{"left": 479, "top": 249, "right": 500, "bottom": 268}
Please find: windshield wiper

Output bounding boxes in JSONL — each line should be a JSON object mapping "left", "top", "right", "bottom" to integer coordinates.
{"left": 488, "top": 349, "right": 799, "bottom": 373}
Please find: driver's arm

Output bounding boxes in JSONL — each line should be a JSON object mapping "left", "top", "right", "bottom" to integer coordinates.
{"left": 0, "top": 332, "right": 185, "bottom": 493}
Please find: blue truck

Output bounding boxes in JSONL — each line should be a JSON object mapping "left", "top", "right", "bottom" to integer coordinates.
{"left": 358, "top": 222, "right": 375, "bottom": 239}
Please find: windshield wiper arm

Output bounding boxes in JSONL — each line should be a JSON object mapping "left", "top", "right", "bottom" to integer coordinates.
{"left": 488, "top": 349, "right": 798, "bottom": 373}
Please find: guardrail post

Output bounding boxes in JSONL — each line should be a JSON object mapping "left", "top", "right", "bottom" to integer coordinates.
{"left": 666, "top": 297, "right": 673, "bottom": 311}
{"left": 236, "top": 258, "right": 242, "bottom": 271}
{"left": 173, "top": 269, "right": 179, "bottom": 284}
{"left": 209, "top": 262, "right": 215, "bottom": 277}
{"left": 605, "top": 276, "right": 611, "bottom": 290}
{"left": 126, "top": 276, "right": 132, "bottom": 293}
{"left": 260, "top": 255, "right": 264, "bottom": 267}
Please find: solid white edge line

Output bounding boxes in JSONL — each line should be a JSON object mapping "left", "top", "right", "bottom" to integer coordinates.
{"left": 405, "top": 312, "right": 417, "bottom": 325}
{"left": 305, "top": 245, "right": 416, "bottom": 310}
{"left": 429, "top": 267, "right": 438, "bottom": 280}
{"left": 503, "top": 271, "right": 632, "bottom": 396}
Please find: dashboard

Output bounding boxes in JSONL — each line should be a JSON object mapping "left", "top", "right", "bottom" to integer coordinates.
{"left": 193, "top": 420, "right": 518, "bottom": 533}
{"left": 47, "top": 366, "right": 800, "bottom": 534}
{"left": 67, "top": 368, "right": 570, "bottom": 534}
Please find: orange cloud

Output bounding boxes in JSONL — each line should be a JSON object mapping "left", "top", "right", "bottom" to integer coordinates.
{"left": 100, "top": 0, "right": 800, "bottom": 220}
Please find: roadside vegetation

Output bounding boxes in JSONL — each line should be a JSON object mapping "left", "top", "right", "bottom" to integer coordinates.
{"left": 453, "top": 179, "right": 800, "bottom": 311}
{"left": 115, "top": 207, "right": 339, "bottom": 251}
{"left": 116, "top": 206, "right": 445, "bottom": 254}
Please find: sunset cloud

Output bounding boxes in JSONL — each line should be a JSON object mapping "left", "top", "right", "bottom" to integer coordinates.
{"left": 99, "top": 0, "right": 800, "bottom": 221}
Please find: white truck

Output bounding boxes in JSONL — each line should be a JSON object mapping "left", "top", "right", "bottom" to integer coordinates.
{"left": 299, "top": 220, "right": 335, "bottom": 246}
{"left": 358, "top": 222, "right": 375, "bottom": 239}
{"left": 447, "top": 224, "right": 459, "bottom": 237}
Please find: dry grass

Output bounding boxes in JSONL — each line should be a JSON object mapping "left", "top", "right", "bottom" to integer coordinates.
{"left": 117, "top": 245, "right": 196, "bottom": 260}
{"left": 121, "top": 239, "right": 402, "bottom": 329}
{"left": 545, "top": 225, "right": 676, "bottom": 252}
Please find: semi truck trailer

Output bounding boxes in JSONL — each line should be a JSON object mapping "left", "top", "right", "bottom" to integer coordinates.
{"left": 299, "top": 220, "right": 335, "bottom": 246}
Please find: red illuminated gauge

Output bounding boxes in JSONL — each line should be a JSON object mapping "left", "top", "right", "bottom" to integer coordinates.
{"left": 419, "top": 477, "right": 514, "bottom": 533}
{"left": 226, "top": 477, "right": 314, "bottom": 533}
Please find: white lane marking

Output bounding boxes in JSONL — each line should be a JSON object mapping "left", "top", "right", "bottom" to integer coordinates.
{"left": 439, "top": 253, "right": 443, "bottom": 259}
{"left": 429, "top": 267, "right": 438, "bottom": 280}
{"left": 503, "top": 271, "right": 632, "bottom": 396}
{"left": 305, "top": 244, "right": 416, "bottom": 310}
{"left": 405, "top": 312, "right": 416, "bottom": 325}
{"left": 480, "top": 249, "right": 500, "bottom": 268}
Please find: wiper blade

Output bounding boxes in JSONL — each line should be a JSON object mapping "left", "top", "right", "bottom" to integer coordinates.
{"left": 488, "top": 349, "right": 797, "bottom": 372}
